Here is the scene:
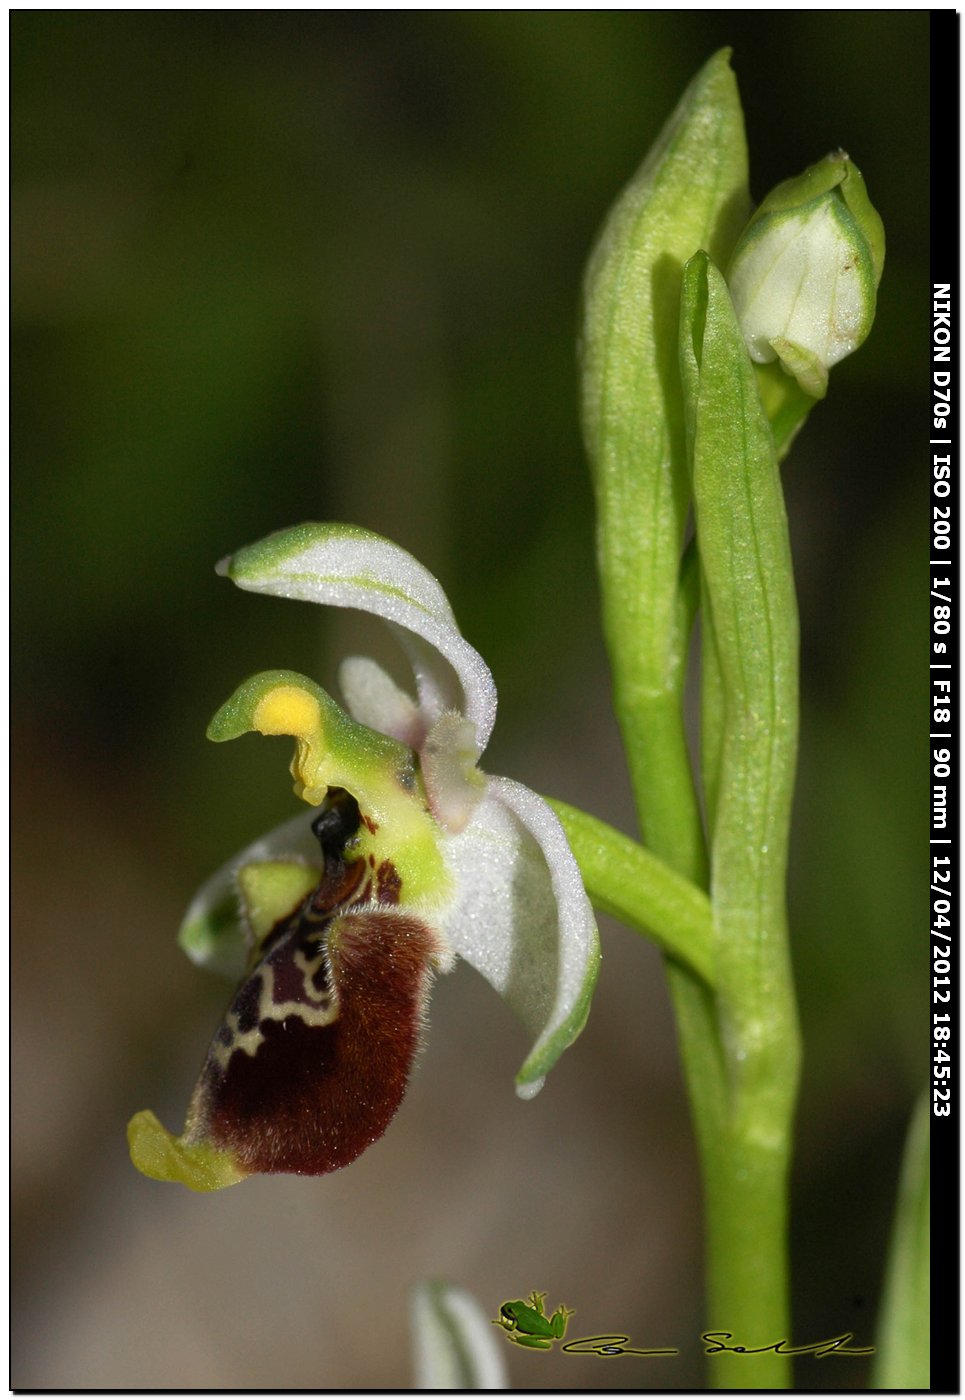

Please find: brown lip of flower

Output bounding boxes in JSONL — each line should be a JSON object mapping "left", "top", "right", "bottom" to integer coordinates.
{"left": 188, "top": 899, "right": 443, "bottom": 1179}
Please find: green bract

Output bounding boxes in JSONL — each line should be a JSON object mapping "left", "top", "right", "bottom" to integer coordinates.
{"left": 727, "top": 151, "right": 885, "bottom": 399}
{"left": 130, "top": 524, "right": 601, "bottom": 1190}
{"left": 580, "top": 46, "right": 749, "bottom": 871}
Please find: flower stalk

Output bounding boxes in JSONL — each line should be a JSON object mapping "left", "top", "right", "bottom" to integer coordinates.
{"left": 547, "top": 798, "right": 714, "bottom": 985}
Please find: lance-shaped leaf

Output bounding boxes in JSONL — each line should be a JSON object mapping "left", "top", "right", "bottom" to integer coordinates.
{"left": 678, "top": 251, "right": 801, "bottom": 1371}
{"left": 872, "top": 1093, "right": 930, "bottom": 1389}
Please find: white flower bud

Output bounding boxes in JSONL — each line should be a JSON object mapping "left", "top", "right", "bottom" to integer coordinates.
{"left": 727, "top": 152, "right": 884, "bottom": 398}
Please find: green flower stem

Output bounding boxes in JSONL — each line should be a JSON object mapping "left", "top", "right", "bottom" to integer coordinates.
{"left": 680, "top": 252, "right": 801, "bottom": 1388}
{"left": 547, "top": 799, "right": 714, "bottom": 985}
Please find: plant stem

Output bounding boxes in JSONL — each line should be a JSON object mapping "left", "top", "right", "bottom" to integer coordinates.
{"left": 546, "top": 797, "right": 714, "bottom": 985}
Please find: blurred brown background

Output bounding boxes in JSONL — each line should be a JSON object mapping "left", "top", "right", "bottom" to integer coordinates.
{"left": 12, "top": 11, "right": 929, "bottom": 1389}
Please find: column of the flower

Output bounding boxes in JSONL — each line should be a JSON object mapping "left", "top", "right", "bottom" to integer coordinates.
{"left": 680, "top": 253, "right": 801, "bottom": 1389}
{"left": 580, "top": 45, "right": 750, "bottom": 1311}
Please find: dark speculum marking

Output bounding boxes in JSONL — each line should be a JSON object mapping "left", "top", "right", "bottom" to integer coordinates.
{"left": 376, "top": 859, "right": 402, "bottom": 905}
{"left": 187, "top": 908, "right": 439, "bottom": 1175}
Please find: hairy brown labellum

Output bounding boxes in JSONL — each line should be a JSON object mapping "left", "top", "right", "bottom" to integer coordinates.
{"left": 184, "top": 895, "right": 439, "bottom": 1176}
{"left": 182, "top": 790, "right": 440, "bottom": 1176}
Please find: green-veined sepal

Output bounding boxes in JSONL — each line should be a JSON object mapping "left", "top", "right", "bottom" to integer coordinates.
{"left": 218, "top": 523, "right": 498, "bottom": 754}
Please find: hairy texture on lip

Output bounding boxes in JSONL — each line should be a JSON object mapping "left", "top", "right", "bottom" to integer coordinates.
{"left": 186, "top": 903, "right": 440, "bottom": 1176}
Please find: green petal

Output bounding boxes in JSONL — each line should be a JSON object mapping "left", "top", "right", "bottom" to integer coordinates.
{"left": 237, "top": 860, "right": 320, "bottom": 945}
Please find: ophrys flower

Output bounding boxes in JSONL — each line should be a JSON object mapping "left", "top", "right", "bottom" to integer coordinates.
{"left": 128, "top": 524, "right": 600, "bottom": 1190}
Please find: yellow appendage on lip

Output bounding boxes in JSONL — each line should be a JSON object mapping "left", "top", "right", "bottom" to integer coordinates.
{"left": 127, "top": 1110, "right": 247, "bottom": 1192}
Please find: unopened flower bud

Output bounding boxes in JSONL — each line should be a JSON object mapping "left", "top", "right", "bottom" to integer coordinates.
{"left": 727, "top": 152, "right": 884, "bottom": 398}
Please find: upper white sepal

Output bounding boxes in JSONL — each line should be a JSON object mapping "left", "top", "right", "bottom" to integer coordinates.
{"left": 220, "top": 523, "right": 498, "bottom": 753}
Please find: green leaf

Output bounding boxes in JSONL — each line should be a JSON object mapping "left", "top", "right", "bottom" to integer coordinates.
{"left": 751, "top": 360, "right": 816, "bottom": 462}
{"left": 679, "top": 250, "right": 800, "bottom": 916}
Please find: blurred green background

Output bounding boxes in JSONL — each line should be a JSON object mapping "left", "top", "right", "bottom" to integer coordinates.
{"left": 12, "top": 11, "right": 929, "bottom": 1389}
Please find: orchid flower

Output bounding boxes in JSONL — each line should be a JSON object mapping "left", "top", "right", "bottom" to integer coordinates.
{"left": 128, "top": 524, "right": 601, "bottom": 1191}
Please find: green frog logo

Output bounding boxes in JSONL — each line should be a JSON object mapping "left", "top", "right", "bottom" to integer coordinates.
{"left": 493, "top": 1291, "right": 574, "bottom": 1350}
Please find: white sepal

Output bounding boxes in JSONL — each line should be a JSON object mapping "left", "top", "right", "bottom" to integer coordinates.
{"left": 220, "top": 523, "right": 498, "bottom": 753}
{"left": 439, "top": 780, "right": 601, "bottom": 1096}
